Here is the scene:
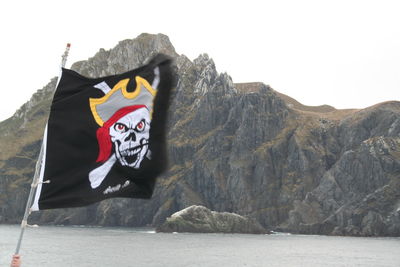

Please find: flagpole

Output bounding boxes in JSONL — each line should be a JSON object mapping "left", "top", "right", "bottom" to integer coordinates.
{"left": 13, "top": 43, "right": 71, "bottom": 257}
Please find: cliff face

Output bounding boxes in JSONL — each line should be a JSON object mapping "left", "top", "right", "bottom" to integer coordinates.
{"left": 282, "top": 103, "right": 400, "bottom": 236}
{"left": 0, "top": 33, "right": 399, "bottom": 236}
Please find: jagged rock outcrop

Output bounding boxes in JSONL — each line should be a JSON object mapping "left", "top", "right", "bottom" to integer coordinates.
{"left": 156, "top": 205, "right": 267, "bottom": 234}
{"left": 0, "top": 33, "right": 399, "bottom": 236}
{"left": 283, "top": 135, "right": 400, "bottom": 236}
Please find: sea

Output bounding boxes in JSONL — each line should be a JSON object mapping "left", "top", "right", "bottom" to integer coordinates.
{"left": 0, "top": 225, "right": 399, "bottom": 267}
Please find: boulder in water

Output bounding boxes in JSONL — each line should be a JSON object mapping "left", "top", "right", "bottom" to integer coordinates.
{"left": 156, "top": 205, "right": 268, "bottom": 234}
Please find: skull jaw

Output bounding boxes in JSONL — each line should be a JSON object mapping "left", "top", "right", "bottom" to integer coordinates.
{"left": 116, "top": 144, "right": 148, "bottom": 168}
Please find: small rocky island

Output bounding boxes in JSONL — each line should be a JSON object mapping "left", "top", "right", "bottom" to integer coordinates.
{"left": 156, "top": 205, "right": 268, "bottom": 234}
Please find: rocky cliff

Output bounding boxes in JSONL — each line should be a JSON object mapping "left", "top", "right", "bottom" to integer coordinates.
{"left": 0, "top": 33, "right": 399, "bottom": 236}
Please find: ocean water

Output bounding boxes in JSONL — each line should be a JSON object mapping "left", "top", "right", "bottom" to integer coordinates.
{"left": 0, "top": 225, "right": 399, "bottom": 267}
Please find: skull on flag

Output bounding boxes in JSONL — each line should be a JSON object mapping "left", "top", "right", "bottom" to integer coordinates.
{"left": 109, "top": 106, "right": 150, "bottom": 168}
{"left": 88, "top": 68, "right": 160, "bottom": 189}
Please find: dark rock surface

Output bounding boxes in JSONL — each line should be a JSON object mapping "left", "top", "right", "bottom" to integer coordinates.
{"left": 0, "top": 33, "right": 399, "bottom": 236}
{"left": 156, "top": 205, "right": 267, "bottom": 234}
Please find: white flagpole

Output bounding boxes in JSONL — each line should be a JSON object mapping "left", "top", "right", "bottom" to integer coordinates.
{"left": 13, "top": 43, "right": 71, "bottom": 258}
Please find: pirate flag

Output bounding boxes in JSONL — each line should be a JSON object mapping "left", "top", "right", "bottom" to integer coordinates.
{"left": 31, "top": 54, "right": 175, "bottom": 210}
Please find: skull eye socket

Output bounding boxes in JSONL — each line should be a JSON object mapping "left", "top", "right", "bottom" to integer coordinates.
{"left": 135, "top": 119, "right": 146, "bottom": 132}
{"left": 114, "top": 123, "right": 127, "bottom": 133}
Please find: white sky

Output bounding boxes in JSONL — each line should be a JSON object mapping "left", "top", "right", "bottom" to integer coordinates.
{"left": 0, "top": 0, "right": 399, "bottom": 121}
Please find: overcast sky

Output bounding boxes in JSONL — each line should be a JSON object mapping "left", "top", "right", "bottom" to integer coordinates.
{"left": 0, "top": 0, "right": 399, "bottom": 121}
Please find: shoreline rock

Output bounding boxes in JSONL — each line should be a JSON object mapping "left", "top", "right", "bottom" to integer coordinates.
{"left": 156, "top": 205, "right": 268, "bottom": 234}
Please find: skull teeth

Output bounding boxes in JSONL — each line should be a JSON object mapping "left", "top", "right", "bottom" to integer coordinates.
{"left": 120, "top": 146, "right": 142, "bottom": 157}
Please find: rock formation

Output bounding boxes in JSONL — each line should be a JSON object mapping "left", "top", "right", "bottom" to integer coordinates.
{"left": 0, "top": 33, "right": 399, "bottom": 236}
{"left": 156, "top": 205, "right": 267, "bottom": 234}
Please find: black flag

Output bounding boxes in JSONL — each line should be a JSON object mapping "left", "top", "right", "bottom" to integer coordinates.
{"left": 32, "top": 54, "right": 175, "bottom": 210}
